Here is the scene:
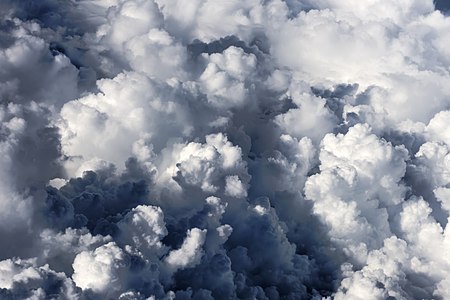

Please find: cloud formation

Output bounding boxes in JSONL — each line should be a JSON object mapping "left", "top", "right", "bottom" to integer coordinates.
{"left": 1, "top": 0, "right": 450, "bottom": 299}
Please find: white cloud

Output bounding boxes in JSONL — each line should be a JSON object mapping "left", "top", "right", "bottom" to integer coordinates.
{"left": 3, "top": 0, "right": 450, "bottom": 298}
{"left": 165, "top": 228, "right": 207, "bottom": 271}
{"left": 0, "top": 258, "right": 79, "bottom": 299}
{"left": 305, "top": 124, "right": 408, "bottom": 261}
{"left": 117, "top": 205, "right": 168, "bottom": 257}
{"left": 72, "top": 242, "right": 127, "bottom": 294}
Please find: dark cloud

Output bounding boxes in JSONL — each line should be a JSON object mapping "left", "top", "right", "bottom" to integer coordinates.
{"left": 435, "top": 0, "right": 450, "bottom": 12}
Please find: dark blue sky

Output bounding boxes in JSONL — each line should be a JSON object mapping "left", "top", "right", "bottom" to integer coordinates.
{"left": 435, "top": 0, "right": 450, "bottom": 11}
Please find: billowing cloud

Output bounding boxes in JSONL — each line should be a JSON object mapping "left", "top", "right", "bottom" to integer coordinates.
{"left": 1, "top": 0, "right": 450, "bottom": 299}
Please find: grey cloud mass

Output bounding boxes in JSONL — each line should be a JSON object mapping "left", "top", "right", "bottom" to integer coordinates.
{"left": 1, "top": 0, "right": 450, "bottom": 299}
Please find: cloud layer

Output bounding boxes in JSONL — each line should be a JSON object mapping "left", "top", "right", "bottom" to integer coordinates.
{"left": 1, "top": 0, "right": 450, "bottom": 299}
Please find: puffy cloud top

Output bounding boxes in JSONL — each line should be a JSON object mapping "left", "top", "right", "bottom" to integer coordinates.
{"left": 1, "top": 0, "right": 450, "bottom": 299}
